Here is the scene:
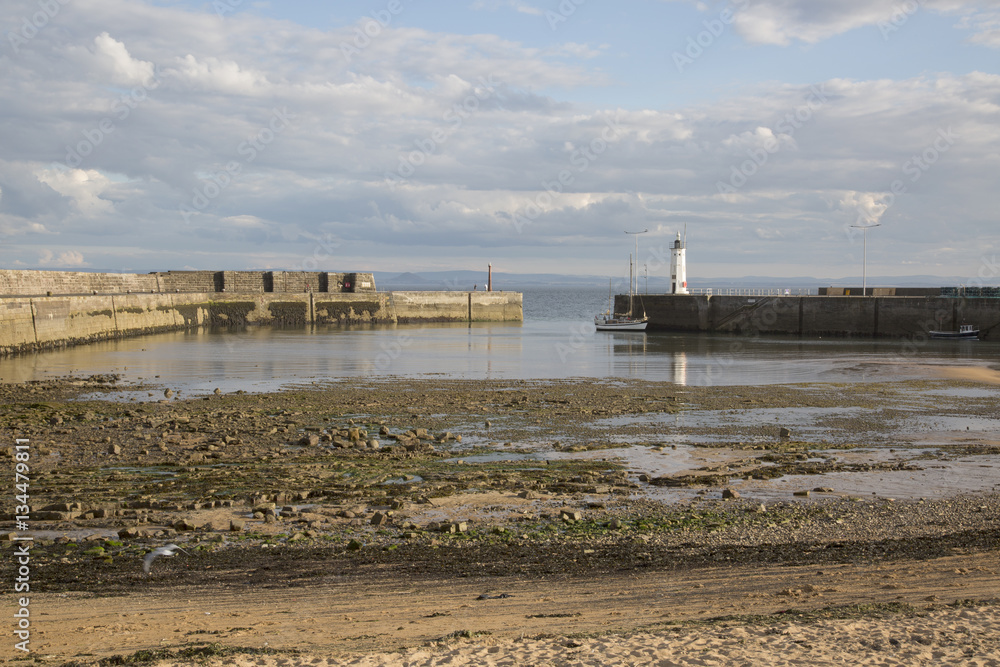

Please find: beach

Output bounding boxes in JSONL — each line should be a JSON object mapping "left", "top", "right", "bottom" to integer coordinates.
{"left": 3, "top": 373, "right": 999, "bottom": 665}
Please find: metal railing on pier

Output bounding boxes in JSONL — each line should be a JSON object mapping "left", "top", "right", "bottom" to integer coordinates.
{"left": 664, "top": 288, "right": 816, "bottom": 296}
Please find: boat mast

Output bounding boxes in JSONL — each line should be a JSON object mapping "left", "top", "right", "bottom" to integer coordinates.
{"left": 629, "top": 252, "right": 634, "bottom": 317}
{"left": 625, "top": 228, "right": 648, "bottom": 319}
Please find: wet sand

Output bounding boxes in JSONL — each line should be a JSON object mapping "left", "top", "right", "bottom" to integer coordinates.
{"left": 2, "top": 372, "right": 999, "bottom": 665}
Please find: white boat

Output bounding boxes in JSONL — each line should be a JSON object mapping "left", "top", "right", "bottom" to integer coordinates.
{"left": 594, "top": 314, "right": 648, "bottom": 331}
{"left": 929, "top": 324, "right": 979, "bottom": 340}
{"left": 595, "top": 251, "right": 648, "bottom": 332}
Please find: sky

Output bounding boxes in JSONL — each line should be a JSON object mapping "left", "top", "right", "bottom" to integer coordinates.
{"left": 1, "top": 0, "right": 999, "bottom": 283}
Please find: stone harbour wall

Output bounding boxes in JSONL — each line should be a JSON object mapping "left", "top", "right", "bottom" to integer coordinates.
{"left": 0, "top": 269, "right": 378, "bottom": 296}
{"left": 0, "top": 290, "right": 523, "bottom": 356}
{"left": 625, "top": 294, "right": 1000, "bottom": 339}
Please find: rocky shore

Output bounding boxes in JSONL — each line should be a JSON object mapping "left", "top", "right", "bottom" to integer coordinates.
{"left": 1, "top": 374, "right": 998, "bottom": 664}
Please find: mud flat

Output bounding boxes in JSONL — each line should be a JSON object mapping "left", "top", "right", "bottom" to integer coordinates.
{"left": 1, "top": 374, "right": 999, "bottom": 665}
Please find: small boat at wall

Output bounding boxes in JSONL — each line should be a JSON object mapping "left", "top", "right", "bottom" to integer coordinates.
{"left": 929, "top": 324, "right": 979, "bottom": 340}
{"left": 595, "top": 258, "right": 647, "bottom": 332}
{"left": 594, "top": 313, "right": 648, "bottom": 331}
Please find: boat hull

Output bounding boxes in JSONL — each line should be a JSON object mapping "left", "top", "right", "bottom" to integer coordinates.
{"left": 929, "top": 330, "right": 979, "bottom": 340}
{"left": 595, "top": 318, "right": 647, "bottom": 332}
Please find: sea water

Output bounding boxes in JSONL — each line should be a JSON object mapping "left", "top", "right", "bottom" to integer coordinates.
{"left": 0, "top": 287, "right": 996, "bottom": 395}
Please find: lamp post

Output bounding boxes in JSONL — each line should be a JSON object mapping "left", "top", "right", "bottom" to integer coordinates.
{"left": 850, "top": 223, "right": 880, "bottom": 296}
{"left": 625, "top": 228, "right": 648, "bottom": 297}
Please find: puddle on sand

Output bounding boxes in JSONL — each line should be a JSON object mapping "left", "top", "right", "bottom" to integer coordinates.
{"left": 622, "top": 444, "right": 1000, "bottom": 504}
{"left": 594, "top": 407, "right": 871, "bottom": 444}
{"left": 723, "top": 457, "right": 1000, "bottom": 503}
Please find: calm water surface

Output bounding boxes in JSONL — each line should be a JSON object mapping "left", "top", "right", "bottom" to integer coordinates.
{"left": 1, "top": 287, "right": 996, "bottom": 395}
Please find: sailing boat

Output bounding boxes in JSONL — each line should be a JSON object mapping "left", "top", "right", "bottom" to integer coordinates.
{"left": 595, "top": 252, "right": 648, "bottom": 331}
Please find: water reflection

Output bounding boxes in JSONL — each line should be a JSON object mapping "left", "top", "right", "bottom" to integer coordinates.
{"left": 0, "top": 318, "right": 997, "bottom": 395}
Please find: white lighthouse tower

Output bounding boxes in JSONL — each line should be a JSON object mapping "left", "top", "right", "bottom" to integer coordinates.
{"left": 670, "top": 231, "right": 688, "bottom": 294}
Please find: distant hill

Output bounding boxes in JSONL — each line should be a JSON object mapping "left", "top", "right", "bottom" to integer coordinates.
{"left": 375, "top": 270, "right": 971, "bottom": 291}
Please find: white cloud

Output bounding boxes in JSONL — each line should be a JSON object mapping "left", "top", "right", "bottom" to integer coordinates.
{"left": 956, "top": 9, "right": 1000, "bottom": 47}
{"left": 38, "top": 249, "right": 87, "bottom": 268}
{"left": 175, "top": 54, "right": 269, "bottom": 95}
{"left": 838, "top": 191, "right": 890, "bottom": 226}
{"left": 0, "top": 0, "right": 996, "bottom": 277}
{"left": 35, "top": 168, "right": 115, "bottom": 217}
{"left": 93, "top": 32, "right": 156, "bottom": 87}
{"left": 729, "top": 0, "right": 1000, "bottom": 46}
{"left": 471, "top": 0, "right": 544, "bottom": 16}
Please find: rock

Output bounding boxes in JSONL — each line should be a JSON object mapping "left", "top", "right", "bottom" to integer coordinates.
{"left": 440, "top": 521, "right": 468, "bottom": 534}
{"left": 560, "top": 509, "right": 582, "bottom": 522}
{"left": 108, "top": 444, "right": 121, "bottom": 455}
{"left": 414, "top": 428, "right": 430, "bottom": 439}
{"left": 214, "top": 388, "right": 222, "bottom": 395}
{"left": 793, "top": 490, "right": 811, "bottom": 497}
{"left": 33, "top": 511, "right": 77, "bottom": 520}
{"left": 370, "top": 511, "right": 388, "bottom": 526}
{"left": 164, "top": 388, "right": 174, "bottom": 399}
{"left": 608, "top": 519, "right": 623, "bottom": 530}
{"left": 366, "top": 439, "right": 380, "bottom": 449}
{"left": 347, "top": 538, "right": 363, "bottom": 551}
{"left": 173, "top": 518, "right": 201, "bottom": 531}
{"left": 813, "top": 487, "right": 835, "bottom": 493}
{"left": 299, "top": 434, "right": 321, "bottom": 446}
{"left": 41, "top": 503, "right": 77, "bottom": 512}
{"left": 778, "top": 427, "right": 791, "bottom": 438}
{"left": 0, "top": 532, "right": 18, "bottom": 541}
{"left": 722, "top": 488, "right": 741, "bottom": 500}
{"left": 230, "top": 519, "right": 245, "bottom": 531}
{"left": 117, "top": 527, "right": 140, "bottom": 539}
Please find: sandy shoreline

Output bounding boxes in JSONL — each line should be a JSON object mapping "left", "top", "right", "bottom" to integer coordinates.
{"left": 2, "top": 374, "right": 999, "bottom": 665}
{"left": 157, "top": 605, "right": 1000, "bottom": 666}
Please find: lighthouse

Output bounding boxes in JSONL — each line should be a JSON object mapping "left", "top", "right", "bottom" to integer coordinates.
{"left": 670, "top": 231, "right": 688, "bottom": 294}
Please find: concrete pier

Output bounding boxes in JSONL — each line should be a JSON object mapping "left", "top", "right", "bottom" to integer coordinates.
{"left": 0, "top": 269, "right": 522, "bottom": 356}
{"left": 619, "top": 293, "right": 1000, "bottom": 339}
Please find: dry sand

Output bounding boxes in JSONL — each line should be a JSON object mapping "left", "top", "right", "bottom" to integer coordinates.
{"left": 24, "top": 550, "right": 1000, "bottom": 666}
{"left": 158, "top": 605, "right": 1000, "bottom": 666}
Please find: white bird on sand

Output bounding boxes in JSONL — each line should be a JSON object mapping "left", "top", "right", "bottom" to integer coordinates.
{"left": 143, "top": 543, "right": 189, "bottom": 574}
